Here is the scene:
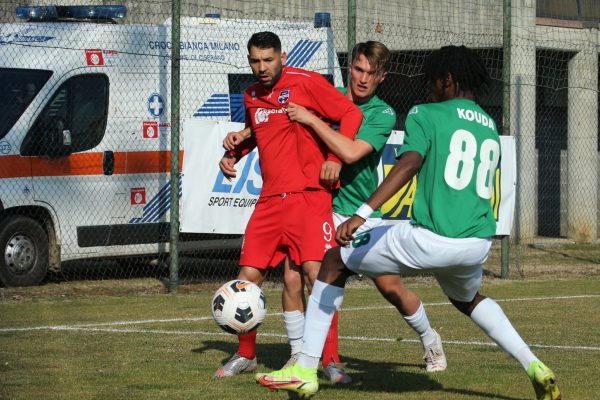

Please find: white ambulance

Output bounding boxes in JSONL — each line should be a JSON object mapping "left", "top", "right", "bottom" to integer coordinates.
{"left": 0, "top": 5, "right": 342, "bottom": 286}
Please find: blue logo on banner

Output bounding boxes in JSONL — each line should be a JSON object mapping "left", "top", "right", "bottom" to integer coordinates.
{"left": 286, "top": 40, "right": 322, "bottom": 68}
{"left": 193, "top": 93, "right": 245, "bottom": 122}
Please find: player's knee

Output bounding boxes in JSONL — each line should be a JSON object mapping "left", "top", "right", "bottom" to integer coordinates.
{"left": 322, "top": 247, "right": 343, "bottom": 269}
{"left": 380, "top": 287, "right": 414, "bottom": 312}
{"left": 449, "top": 292, "right": 485, "bottom": 316}
{"left": 317, "top": 247, "right": 349, "bottom": 284}
{"left": 301, "top": 260, "right": 320, "bottom": 287}
{"left": 283, "top": 269, "right": 303, "bottom": 293}
{"left": 238, "top": 266, "right": 266, "bottom": 286}
{"left": 377, "top": 286, "right": 401, "bottom": 305}
{"left": 449, "top": 297, "right": 471, "bottom": 315}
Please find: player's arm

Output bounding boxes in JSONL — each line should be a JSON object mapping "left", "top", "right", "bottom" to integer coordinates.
{"left": 336, "top": 108, "right": 427, "bottom": 245}
{"left": 288, "top": 102, "right": 373, "bottom": 164}
{"left": 219, "top": 104, "right": 256, "bottom": 180}
{"left": 319, "top": 160, "right": 342, "bottom": 189}
{"left": 365, "top": 151, "right": 422, "bottom": 211}
{"left": 223, "top": 127, "right": 253, "bottom": 150}
{"left": 336, "top": 151, "right": 422, "bottom": 245}
{"left": 225, "top": 103, "right": 257, "bottom": 161}
{"left": 303, "top": 75, "right": 363, "bottom": 163}
{"left": 219, "top": 153, "right": 238, "bottom": 180}
{"left": 219, "top": 134, "right": 257, "bottom": 180}
{"left": 332, "top": 98, "right": 363, "bottom": 141}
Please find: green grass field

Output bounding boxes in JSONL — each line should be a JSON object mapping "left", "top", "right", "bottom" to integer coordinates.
{"left": 1, "top": 277, "right": 599, "bottom": 400}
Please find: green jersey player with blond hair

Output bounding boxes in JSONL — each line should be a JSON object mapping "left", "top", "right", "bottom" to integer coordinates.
{"left": 256, "top": 45, "right": 561, "bottom": 400}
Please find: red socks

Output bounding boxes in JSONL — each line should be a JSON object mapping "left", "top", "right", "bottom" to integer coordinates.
{"left": 237, "top": 311, "right": 340, "bottom": 365}
{"left": 237, "top": 329, "right": 257, "bottom": 359}
{"left": 321, "top": 310, "right": 340, "bottom": 366}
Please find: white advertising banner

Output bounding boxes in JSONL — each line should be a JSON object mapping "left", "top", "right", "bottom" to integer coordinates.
{"left": 496, "top": 136, "right": 516, "bottom": 235}
{"left": 181, "top": 122, "right": 516, "bottom": 236}
{"left": 180, "top": 120, "right": 261, "bottom": 234}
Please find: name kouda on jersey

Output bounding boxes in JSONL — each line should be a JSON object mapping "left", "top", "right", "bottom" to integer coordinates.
{"left": 456, "top": 107, "right": 496, "bottom": 131}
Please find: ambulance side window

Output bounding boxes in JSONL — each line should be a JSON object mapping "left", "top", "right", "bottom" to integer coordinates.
{"left": 21, "top": 74, "right": 109, "bottom": 156}
{"left": 0, "top": 68, "right": 52, "bottom": 140}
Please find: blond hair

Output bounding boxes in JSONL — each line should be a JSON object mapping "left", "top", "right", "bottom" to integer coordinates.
{"left": 351, "top": 41, "right": 390, "bottom": 76}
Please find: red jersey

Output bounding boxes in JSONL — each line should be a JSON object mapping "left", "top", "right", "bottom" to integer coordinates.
{"left": 230, "top": 66, "right": 362, "bottom": 197}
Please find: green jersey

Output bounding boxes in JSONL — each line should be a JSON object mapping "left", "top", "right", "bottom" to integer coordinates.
{"left": 333, "top": 88, "right": 396, "bottom": 217}
{"left": 399, "top": 98, "right": 500, "bottom": 238}
{"left": 332, "top": 87, "right": 396, "bottom": 217}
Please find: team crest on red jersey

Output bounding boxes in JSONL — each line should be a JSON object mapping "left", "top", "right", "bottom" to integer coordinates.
{"left": 277, "top": 89, "right": 290, "bottom": 104}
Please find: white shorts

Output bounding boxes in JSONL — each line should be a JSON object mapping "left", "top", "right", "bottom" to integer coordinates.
{"left": 332, "top": 212, "right": 386, "bottom": 234}
{"left": 340, "top": 223, "right": 492, "bottom": 302}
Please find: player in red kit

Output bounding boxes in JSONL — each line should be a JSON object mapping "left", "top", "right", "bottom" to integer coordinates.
{"left": 215, "top": 31, "right": 362, "bottom": 380}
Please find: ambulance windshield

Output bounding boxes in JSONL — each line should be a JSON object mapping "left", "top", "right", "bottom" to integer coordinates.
{"left": 0, "top": 68, "right": 52, "bottom": 139}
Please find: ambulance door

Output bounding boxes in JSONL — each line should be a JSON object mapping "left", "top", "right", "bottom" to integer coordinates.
{"left": 0, "top": 68, "right": 52, "bottom": 206}
{"left": 20, "top": 73, "right": 122, "bottom": 258}
{"left": 0, "top": 68, "right": 54, "bottom": 287}
{"left": 118, "top": 66, "right": 172, "bottom": 250}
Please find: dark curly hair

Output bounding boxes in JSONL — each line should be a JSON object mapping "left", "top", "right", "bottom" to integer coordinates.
{"left": 247, "top": 31, "right": 281, "bottom": 53}
{"left": 424, "top": 45, "right": 491, "bottom": 98}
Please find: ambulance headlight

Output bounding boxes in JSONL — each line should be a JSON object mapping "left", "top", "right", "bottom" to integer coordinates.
{"left": 16, "top": 6, "right": 58, "bottom": 21}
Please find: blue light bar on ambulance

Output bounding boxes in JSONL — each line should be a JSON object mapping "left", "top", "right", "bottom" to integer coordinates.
{"left": 69, "top": 5, "right": 127, "bottom": 19}
{"left": 16, "top": 6, "right": 58, "bottom": 20}
{"left": 314, "top": 12, "right": 331, "bottom": 28}
{"left": 16, "top": 5, "right": 127, "bottom": 21}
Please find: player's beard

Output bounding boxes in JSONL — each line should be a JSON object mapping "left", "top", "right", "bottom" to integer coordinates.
{"left": 259, "top": 63, "right": 283, "bottom": 88}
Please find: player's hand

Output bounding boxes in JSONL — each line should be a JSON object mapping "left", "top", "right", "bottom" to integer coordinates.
{"left": 320, "top": 161, "right": 341, "bottom": 188}
{"left": 223, "top": 130, "right": 247, "bottom": 150}
{"left": 219, "top": 154, "right": 237, "bottom": 180}
{"left": 287, "top": 102, "right": 316, "bottom": 125}
{"left": 336, "top": 215, "right": 365, "bottom": 246}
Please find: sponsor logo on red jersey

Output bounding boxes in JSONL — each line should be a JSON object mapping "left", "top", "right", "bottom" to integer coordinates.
{"left": 277, "top": 89, "right": 290, "bottom": 104}
{"left": 254, "top": 108, "right": 287, "bottom": 124}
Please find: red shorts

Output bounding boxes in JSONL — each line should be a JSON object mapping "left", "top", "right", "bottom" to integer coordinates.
{"left": 239, "top": 190, "right": 335, "bottom": 269}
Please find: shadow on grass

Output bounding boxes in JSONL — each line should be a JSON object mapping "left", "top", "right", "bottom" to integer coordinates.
{"left": 193, "top": 340, "right": 527, "bottom": 400}
{"left": 527, "top": 243, "right": 600, "bottom": 264}
{"left": 44, "top": 255, "right": 245, "bottom": 285}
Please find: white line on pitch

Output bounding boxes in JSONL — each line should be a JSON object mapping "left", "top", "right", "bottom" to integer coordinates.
{"left": 1, "top": 294, "right": 599, "bottom": 333}
{"left": 9, "top": 325, "right": 600, "bottom": 352}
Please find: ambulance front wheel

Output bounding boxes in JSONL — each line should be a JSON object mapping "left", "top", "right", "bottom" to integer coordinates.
{"left": 0, "top": 215, "right": 49, "bottom": 287}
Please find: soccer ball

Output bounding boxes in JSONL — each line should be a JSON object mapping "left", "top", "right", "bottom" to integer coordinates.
{"left": 211, "top": 279, "right": 267, "bottom": 334}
